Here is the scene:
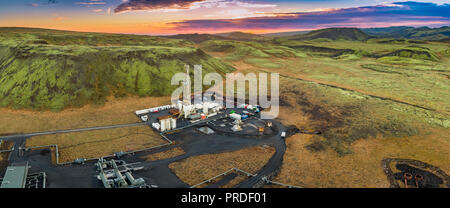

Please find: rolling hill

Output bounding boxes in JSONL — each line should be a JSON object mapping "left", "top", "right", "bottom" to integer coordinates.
{"left": 283, "top": 28, "right": 371, "bottom": 41}
{"left": 0, "top": 28, "right": 235, "bottom": 111}
{"left": 362, "top": 26, "right": 450, "bottom": 40}
{"left": 261, "top": 30, "right": 311, "bottom": 38}
{"left": 162, "top": 33, "right": 230, "bottom": 44}
{"left": 215, "top": 31, "right": 270, "bottom": 41}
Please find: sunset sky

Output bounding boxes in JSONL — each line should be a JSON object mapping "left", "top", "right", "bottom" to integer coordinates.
{"left": 0, "top": 0, "right": 449, "bottom": 35}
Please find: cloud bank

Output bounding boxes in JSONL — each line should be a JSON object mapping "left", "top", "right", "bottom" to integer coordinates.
{"left": 114, "top": 0, "right": 206, "bottom": 13}
{"left": 168, "top": 1, "right": 450, "bottom": 30}
{"left": 114, "top": 0, "right": 276, "bottom": 13}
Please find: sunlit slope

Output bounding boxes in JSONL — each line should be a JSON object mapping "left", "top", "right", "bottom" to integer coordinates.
{"left": 282, "top": 28, "right": 371, "bottom": 41}
{"left": 0, "top": 28, "right": 235, "bottom": 111}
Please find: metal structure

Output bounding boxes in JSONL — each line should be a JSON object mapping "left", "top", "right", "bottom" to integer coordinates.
{"left": 95, "top": 158, "right": 149, "bottom": 188}
{"left": 190, "top": 168, "right": 301, "bottom": 188}
{"left": 0, "top": 162, "right": 29, "bottom": 188}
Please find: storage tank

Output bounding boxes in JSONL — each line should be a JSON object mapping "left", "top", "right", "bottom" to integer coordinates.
{"left": 160, "top": 120, "right": 166, "bottom": 132}
{"left": 165, "top": 119, "right": 171, "bottom": 131}
{"left": 171, "top": 118, "right": 177, "bottom": 129}
{"left": 203, "top": 104, "right": 208, "bottom": 114}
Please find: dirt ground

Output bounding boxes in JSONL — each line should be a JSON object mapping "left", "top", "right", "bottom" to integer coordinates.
{"left": 169, "top": 146, "right": 275, "bottom": 186}
{"left": 25, "top": 125, "right": 165, "bottom": 163}
{"left": 0, "top": 96, "right": 171, "bottom": 135}
{"left": 143, "top": 147, "right": 185, "bottom": 161}
{"left": 273, "top": 106, "right": 450, "bottom": 188}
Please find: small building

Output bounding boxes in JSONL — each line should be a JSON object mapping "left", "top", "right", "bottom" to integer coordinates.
{"left": 1, "top": 163, "right": 29, "bottom": 188}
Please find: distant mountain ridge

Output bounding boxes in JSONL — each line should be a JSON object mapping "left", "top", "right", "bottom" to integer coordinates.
{"left": 163, "top": 31, "right": 269, "bottom": 43}
{"left": 362, "top": 26, "right": 450, "bottom": 40}
{"left": 215, "top": 31, "right": 270, "bottom": 41}
{"left": 162, "top": 33, "right": 229, "bottom": 43}
{"left": 261, "top": 30, "right": 311, "bottom": 37}
{"left": 163, "top": 26, "right": 450, "bottom": 43}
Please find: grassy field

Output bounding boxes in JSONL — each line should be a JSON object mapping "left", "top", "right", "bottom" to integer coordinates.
{"left": 143, "top": 147, "right": 185, "bottom": 161}
{"left": 1, "top": 96, "right": 172, "bottom": 163}
{"left": 272, "top": 125, "right": 449, "bottom": 187}
{"left": 0, "top": 96, "right": 171, "bottom": 135}
{"left": 169, "top": 146, "right": 275, "bottom": 186}
{"left": 25, "top": 125, "right": 165, "bottom": 163}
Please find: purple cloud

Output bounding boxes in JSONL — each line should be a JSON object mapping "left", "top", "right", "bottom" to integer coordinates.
{"left": 114, "top": 0, "right": 207, "bottom": 13}
{"left": 169, "top": 1, "right": 450, "bottom": 30}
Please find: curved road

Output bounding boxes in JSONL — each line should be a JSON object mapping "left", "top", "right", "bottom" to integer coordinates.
{"left": 235, "top": 119, "right": 286, "bottom": 188}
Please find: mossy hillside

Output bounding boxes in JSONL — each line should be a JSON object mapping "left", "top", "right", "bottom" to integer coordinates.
{"left": 281, "top": 28, "right": 371, "bottom": 41}
{"left": 215, "top": 31, "right": 270, "bottom": 41}
{"left": 0, "top": 43, "right": 234, "bottom": 111}
{"left": 200, "top": 40, "right": 304, "bottom": 61}
{"left": 378, "top": 46, "right": 439, "bottom": 61}
{"left": 0, "top": 27, "right": 191, "bottom": 47}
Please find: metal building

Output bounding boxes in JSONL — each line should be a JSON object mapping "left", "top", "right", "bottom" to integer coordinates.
{"left": 0, "top": 162, "right": 29, "bottom": 188}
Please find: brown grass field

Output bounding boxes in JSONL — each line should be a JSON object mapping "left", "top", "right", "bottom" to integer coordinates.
{"left": 169, "top": 146, "right": 275, "bottom": 186}
{"left": 143, "top": 147, "right": 186, "bottom": 161}
{"left": 220, "top": 174, "right": 250, "bottom": 188}
{"left": 1, "top": 96, "right": 172, "bottom": 164}
{"left": 273, "top": 105, "right": 450, "bottom": 188}
{"left": 0, "top": 96, "right": 172, "bottom": 163}
{"left": 0, "top": 96, "right": 171, "bottom": 135}
{"left": 26, "top": 125, "right": 165, "bottom": 163}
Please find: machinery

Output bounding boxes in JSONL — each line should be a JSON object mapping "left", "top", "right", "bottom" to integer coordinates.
{"left": 95, "top": 158, "right": 150, "bottom": 188}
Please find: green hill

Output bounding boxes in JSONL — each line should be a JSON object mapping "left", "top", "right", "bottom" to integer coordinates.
{"left": 376, "top": 46, "right": 440, "bottom": 64}
{"left": 362, "top": 26, "right": 450, "bottom": 40}
{"left": 200, "top": 40, "right": 305, "bottom": 62}
{"left": 215, "top": 31, "right": 270, "bottom": 41}
{"left": 0, "top": 28, "right": 234, "bottom": 111}
{"left": 162, "top": 33, "right": 230, "bottom": 43}
{"left": 261, "top": 30, "right": 311, "bottom": 38}
{"left": 284, "top": 28, "right": 371, "bottom": 41}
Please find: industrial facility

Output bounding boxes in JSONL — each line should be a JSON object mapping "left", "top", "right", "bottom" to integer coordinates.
{"left": 0, "top": 67, "right": 290, "bottom": 189}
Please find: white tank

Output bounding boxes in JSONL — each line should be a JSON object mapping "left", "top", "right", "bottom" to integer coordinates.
{"left": 171, "top": 118, "right": 177, "bottom": 129}
{"left": 163, "top": 120, "right": 166, "bottom": 131}
{"left": 165, "top": 119, "right": 171, "bottom": 131}
{"left": 203, "top": 104, "right": 208, "bottom": 114}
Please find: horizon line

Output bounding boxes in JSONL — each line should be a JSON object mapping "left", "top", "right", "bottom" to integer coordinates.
{"left": 1, "top": 25, "right": 449, "bottom": 36}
